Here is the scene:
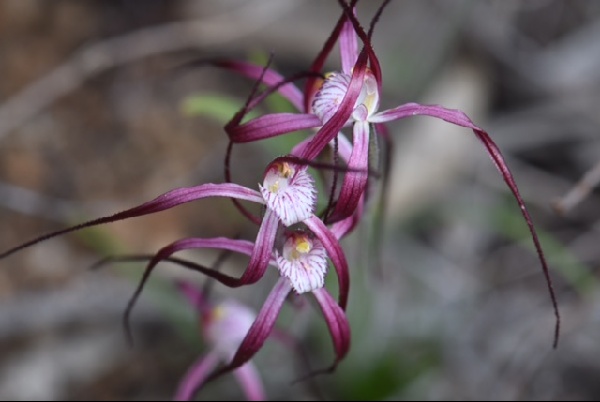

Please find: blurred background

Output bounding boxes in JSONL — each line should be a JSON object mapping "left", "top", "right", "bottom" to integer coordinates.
{"left": 1, "top": 0, "right": 599, "bottom": 400}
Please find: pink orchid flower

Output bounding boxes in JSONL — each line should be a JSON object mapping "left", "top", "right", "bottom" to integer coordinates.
{"left": 211, "top": 0, "right": 561, "bottom": 345}
{"left": 174, "top": 281, "right": 265, "bottom": 401}
{"left": 94, "top": 215, "right": 354, "bottom": 398}
{"left": 0, "top": 158, "right": 350, "bottom": 310}
{"left": 142, "top": 230, "right": 350, "bottom": 396}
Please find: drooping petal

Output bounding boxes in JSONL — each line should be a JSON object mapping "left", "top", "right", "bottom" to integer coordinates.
{"left": 303, "top": 216, "right": 349, "bottom": 310}
{"left": 241, "top": 208, "right": 280, "bottom": 284}
{"left": 232, "top": 362, "right": 266, "bottom": 401}
{"left": 122, "top": 210, "right": 279, "bottom": 343}
{"left": 201, "top": 279, "right": 292, "bottom": 389}
{"left": 231, "top": 278, "right": 291, "bottom": 365}
{"left": 311, "top": 287, "right": 351, "bottom": 373}
{"left": 371, "top": 102, "right": 561, "bottom": 346}
{"left": 150, "top": 237, "right": 263, "bottom": 272}
{"left": 174, "top": 351, "right": 220, "bottom": 401}
{"left": 94, "top": 240, "right": 272, "bottom": 288}
{"left": 228, "top": 113, "right": 321, "bottom": 143}
{"left": 328, "top": 120, "right": 370, "bottom": 222}
{"left": 260, "top": 162, "right": 316, "bottom": 226}
{"left": 340, "top": 15, "right": 359, "bottom": 76}
{"left": 213, "top": 59, "right": 304, "bottom": 111}
{"left": 230, "top": 278, "right": 291, "bottom": 365}
{"left": 301, "top": 50, "right": 369, "bottom": 160}
{"left": 152, "top": 216, "right": 277, "bottom": 286}
{"left": 276, "top": 233, "right": 328, "bottom": 294}
{"left": 0, "top": 183, "right": 263, "bottom": 261}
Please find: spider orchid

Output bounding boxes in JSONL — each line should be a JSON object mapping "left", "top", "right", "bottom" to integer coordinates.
{"left": 102, "top": 136, "right": 365, "bottom": 347}
{"left": 210, "top": 0, "right": 561, "bottom": 345}
{"left": 174, "top": 281, "right": 265, "bottom": 401}
{"left": 211, "top": 41, "right": 371, "bottom": 226}
{"left": 95, "top": 218, "right": 353, "bottom": 397}
{"left": 208, "top": 229, "right": 351, "bottom": 389}
{"left": 208, "top": 4, "right": 400, "bottom": 228}
{"left": 136, "top": 230, "right": 351, "bottom": 396}
{"left": 0, "top": 158, "right": 350, "bottom": 311}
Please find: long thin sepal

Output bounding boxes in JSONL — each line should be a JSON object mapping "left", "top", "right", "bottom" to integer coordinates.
{"left": 0, "top": 184, "right": 263, "bottom": 260}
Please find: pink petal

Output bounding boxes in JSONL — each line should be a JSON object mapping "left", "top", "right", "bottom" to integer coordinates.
{"left": 370, "top": 102, "right": 481, "bottom": 125}
{"left": 201, "top": 278, "right": 292, "bottom": 389}
{"left": 303, "top": 4, "right": 353, "bottom": 111}
{"left": 243, "top": 209, "right": 280, "bottom": 284}
{"left": 213, "top": 59, "right": 304, "bottom": 111}
{"left": 311, "top": 287, "right": 351, "bottom": 373}
{"left": 340, "top": 15, "right": 359, "bottom": 76}
{"left": 232, "top": 362, "right": 266, "bottom": 401}
{"left": 301, "top": 49, "right": 369, "bottom": 160}
{"left": 123, "top": 211, "right": 279, "bottom": 342}
{"left": 328, "top": 120, "right": 370, "bottom": 222}
{"left": 303, "top": 216, "right": 350, "bottom": 310}
{"left": 95, "top": 239, "right": 270, "bottom": 287}
{"left": 228, "top": 113, "right": 321, "bottom": 143}
{"left": 0, "top": 183, "right": 263, "bottom": 261}
{"left": 174, "top": 351, "right": 220, "bottom": 401}
{"left": 371, "top": 102, "right": 561, "bottom": 347}
{"left": 230, "top": 278, "right": 291, "bottom": 365}
{"left": 337, "top": 0, "right": 382, "bottom": 90}
{"left": 147, "top": 215, "right": 277, "bottom": 288}
{"left": 330, "top": 193, "right": 365, "bottom": 239}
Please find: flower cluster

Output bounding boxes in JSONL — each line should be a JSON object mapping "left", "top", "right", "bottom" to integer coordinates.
{"left": 0, "top": 0, "right": 560, "bottom": 400}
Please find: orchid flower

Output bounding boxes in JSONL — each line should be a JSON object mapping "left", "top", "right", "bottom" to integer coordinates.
{"left": 144, "top": 230, "right": 350, "bottom": 396}
{"left": 175, "top": 281, "right": 265, "bottom": 401}
{"left": 97, "top": 222, "right": 353, "bottom": 396}
{"left": 0, "top": 158, "right": 350, "bottom": 309}
{"left": 211, "top": 0, "right": 561, "bottom": 345}
{"left": 208, "top": 5, "right": 389, "bottom": 228}
{"left": 95, "top": 232, "right": 345, "bottom": 399}
{"left": 209, "top": 229, "right": 351, "bottom": 386}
